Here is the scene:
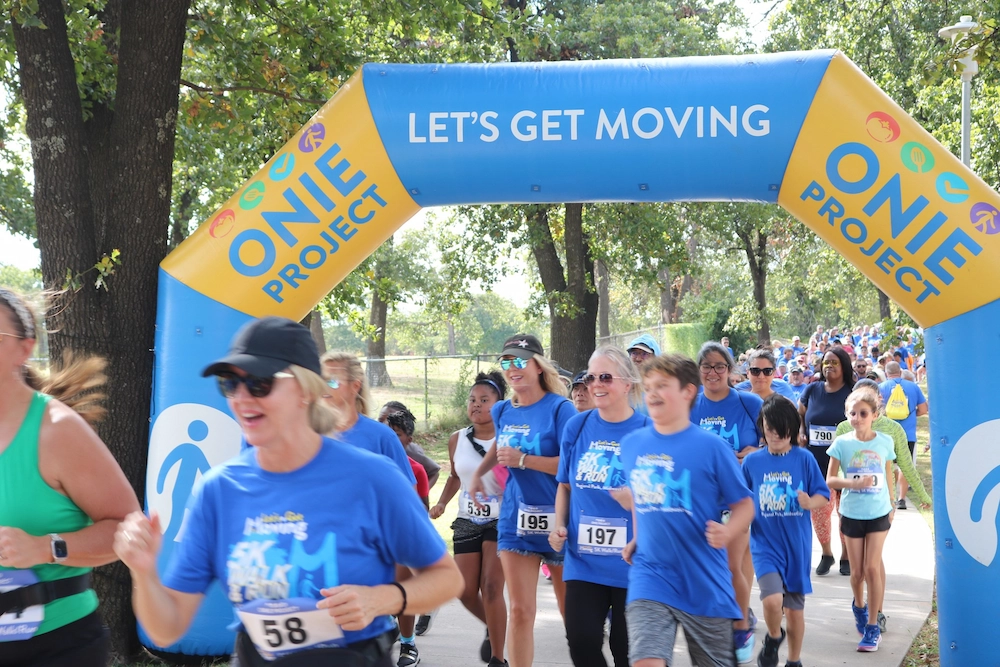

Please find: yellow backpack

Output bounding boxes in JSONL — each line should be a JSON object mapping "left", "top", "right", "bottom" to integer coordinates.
{"left": 885, "top": 381, "right": 910, "bottom": 420}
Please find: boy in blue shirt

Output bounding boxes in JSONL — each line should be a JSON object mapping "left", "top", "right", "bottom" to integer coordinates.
{"left": 743, "top": 397, "right": 830, "bottom": 667}
{"left": 621, "top": 353, "right": 754, "bottom": 667}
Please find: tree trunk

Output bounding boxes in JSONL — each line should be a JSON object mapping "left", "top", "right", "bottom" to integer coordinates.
{"left": 596, "top": 259, "right": 610, "bottom": 339}
{"left": 658, "top": 266, "right": 673, "bottom": 325}
{"left": 878, "top": 288, "right": 892, "bottom": 320}
{"left": 366, "top": 287, "right": 392, "bottom": 388}
{"left": 12, "top": 1, "right": 191, "bottom": 659}
{"left": 306, "top": 309, "right": 326, "bottom": 355}
{"left": 674, "top": 274, "right": 693, "bottom": 322}
{"left": 446, "top": 319, "right": 457, "bottom": 355}
{"left": 737, "top": 227, "right": 771, "bottom": 346}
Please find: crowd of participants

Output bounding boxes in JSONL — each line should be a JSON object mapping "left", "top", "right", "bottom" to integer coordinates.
{"left": 0, "top": 283, "right": 932, "bottom": 667}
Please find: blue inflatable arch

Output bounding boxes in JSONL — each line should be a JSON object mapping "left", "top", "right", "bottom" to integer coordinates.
{"left": 148, "top": 50, "right": 1000, "bottom": 665}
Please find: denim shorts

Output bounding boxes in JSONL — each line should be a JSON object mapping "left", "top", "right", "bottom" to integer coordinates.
{"left": 498, "top": 546, "right": 565, "bottom": 567}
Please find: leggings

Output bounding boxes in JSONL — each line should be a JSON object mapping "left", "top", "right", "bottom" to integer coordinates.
{"left": 564, "top": 579, "right": 628, "bottom": 667}
{"left": 0, "top": 611, "right": 109, "bottom": 667}
{"left": 811, "top": 488, "right": 842, "bottom": 546}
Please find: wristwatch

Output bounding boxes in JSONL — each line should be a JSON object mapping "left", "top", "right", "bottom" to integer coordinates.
{"left": 49, "top": 534, "right": 68, "bottom": 563}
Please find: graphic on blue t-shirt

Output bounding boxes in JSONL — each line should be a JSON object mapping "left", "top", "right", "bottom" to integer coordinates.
{"left": 498, "top": 425, "right": 541, "bottom": 455}
{"left": 575, "top": 442, "right": 628, "bottom": 489}
{"left": 629, "top": 454, "right": 692, "bottom": 512}
{"left": 692, "top": 389, "right": 762, "bottom": 453}
{"left": 757, "top": 470, "right": 806, "bottom": 516}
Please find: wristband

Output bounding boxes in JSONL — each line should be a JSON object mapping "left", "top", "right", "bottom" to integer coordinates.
{"left": 518, "top": 453, "right": 527, "bottom": 470}
{"left": 390, "top": 581, "right": 407, "bottom": 615}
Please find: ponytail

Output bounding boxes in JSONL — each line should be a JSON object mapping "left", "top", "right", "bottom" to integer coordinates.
{"left": 33, "top": 351, "right": 109, "bottom": 426}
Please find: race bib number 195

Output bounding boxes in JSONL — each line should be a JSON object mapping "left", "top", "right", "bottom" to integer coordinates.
{"left": 237, "top": 598, "right": 344, "bottom": 660}
{"left": 517, "top": 503, "right": 555, "bottom": 536}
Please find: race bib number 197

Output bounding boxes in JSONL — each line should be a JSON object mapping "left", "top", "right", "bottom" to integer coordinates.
{"left": 237, "top": 598, "right": 344, "bottom": 660}
{"left": 577, "top": 515, "right": 628, "bottom": 555}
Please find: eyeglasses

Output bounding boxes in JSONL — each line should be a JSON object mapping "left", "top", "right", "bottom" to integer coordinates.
{"left": 822, "top": 360, "right": 840, "bottom": 367}
{"left": 699, "top": 363, "right": 729, "bottom": 374}
{"left": 583, "top": 373, "right": 626, "bottom": 386}
{"left": 0, "top": 331, "right": 23, "bottom": 341}
{"left": 629, "top": 349, "right": 652, "bottom": 360}
{"left": 748, "top": 367, "right": 775, "bottom": 377}
{"left": 500, "top": 357, "right": 529, "bottom": 370}
{"left": 216, "top": 371, "right": 294, "bottom": 398}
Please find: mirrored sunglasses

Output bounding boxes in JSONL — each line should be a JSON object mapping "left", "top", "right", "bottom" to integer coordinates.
{"left": 500, "top": 357, "right": 530, "bottom": 370}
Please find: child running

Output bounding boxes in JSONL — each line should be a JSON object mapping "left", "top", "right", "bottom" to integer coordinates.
{"left": 825, "top": 388, "right": 896, "bottom": 652}
{"left": 621, "top": 353, "right": 754, "bottom": 667}
{"left": 742, "top": 396, "right": 830, "bottom": 667}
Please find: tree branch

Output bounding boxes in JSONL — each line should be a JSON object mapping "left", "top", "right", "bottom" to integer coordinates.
{"left": 179, "top": 79, "right": 326, "bottom": 105}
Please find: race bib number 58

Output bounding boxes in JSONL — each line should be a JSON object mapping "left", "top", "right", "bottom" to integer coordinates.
{"left": 237, "top": 598, "right": 344, "bottom": 660}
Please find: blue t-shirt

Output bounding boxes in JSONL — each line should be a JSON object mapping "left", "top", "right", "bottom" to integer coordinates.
{"left": 556, "top": 410, "right": 650, "bottom": 589}
{"left": 827, "top": 432, "right": 896, "bottom": 520}
{"left": 786, "top": 382, "right": 807, "bottom": 405}
{"left": 734, "top": 379, "right": 799, "bottom": 404}
{"left": 338, "top": 415, "right": 416, "bottom": 484}
{"left": 621, "top": 424, "right": 752, "bottom": 618}
{"left": 692, "top": 388, "right": 763, "bottom": 454}
{"left": 493, "top": 393, "right": 575, "bottom": 553}
{"left": 742, "top": 448, "right": 830, "bottom": 595}
{"left": 877, "top": 378, "right": 926, "bottom": 441}
{"left": 163, "top": 438, "right": 446, "bottom": 646}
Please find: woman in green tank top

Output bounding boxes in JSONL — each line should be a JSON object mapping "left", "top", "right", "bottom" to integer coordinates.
{"left": 0, "top": 288, "right": 140, "bottom": 666}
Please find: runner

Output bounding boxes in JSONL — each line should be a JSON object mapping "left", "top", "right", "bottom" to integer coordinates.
{"left": 0, "top": 288, "right": 139, "bottom": 666}
{"left": 692, "top": 342, "right": 763, "bottom": 662}
{"left": 570, "top": 371, "right": 596, "bottom": 412}
{"left": 825, "top": 388, "right": 896, "bottom": 653}
{"left": 469, "top": 334, "right": 574, "bottom": 667}
{"left": 797, "top": 347, "right": 853, "bottom": 577}
{"left": 877, "top": 362, "right": 928, "bottom": 510}
{"left": 550, "top": 346, "right": 649, "bottom": 667}
{"left": 736, "top": 349, "right": 798, "bottom": 403}
{"left": 379, "top": 401, "right": 442, "bottom": 489}
{"left": 621, "top": 353, "right": 754, "bottom": 667}
{"left": 429, "top": 371, "right": 510, "bottom": 666}
{"left": 743, "top": 396, "right": 830, "bottom": 667}
{"left": 114, "top": 316, "right": 462, "bottom": 666}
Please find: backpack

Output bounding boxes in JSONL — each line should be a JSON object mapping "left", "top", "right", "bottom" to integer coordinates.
{"left": 885, "top": 381, "right": 910, "bottom": 420}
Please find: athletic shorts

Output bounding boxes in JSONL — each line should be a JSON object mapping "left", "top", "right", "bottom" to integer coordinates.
{"left": 626, "top": 599, "right": 736, "bottom": 666}
{"left": 840, "top": 513, "right": 891, "bottom": 538}
{"left": 757, "top": 572, "right": 805, "bottom": 611}
{"left": 498, "top": 546, "right": 564, "bottom": 567}
{"left": 907, "top": 441, "right": 916, "bottom": 459}
{"left": 452, "top": 517, "right": 499, "bottom": 555}
{"left": 0, "top": 611, "right": 109, "bottom": 667}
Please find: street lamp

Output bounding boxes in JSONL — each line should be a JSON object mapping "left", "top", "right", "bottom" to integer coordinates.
{"left": 938, "top": 15, "right": 979, "bottom": 166}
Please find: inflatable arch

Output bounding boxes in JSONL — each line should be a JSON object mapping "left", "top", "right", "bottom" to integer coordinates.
{"left": 148, "top": 50, "right": 1000, "bottom": 663}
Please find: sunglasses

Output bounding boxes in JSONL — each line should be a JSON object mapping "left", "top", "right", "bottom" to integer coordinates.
{"left": 216, "top": 371, "right": 294, "bottom": 398}
{"left": 822, "top": 360, "right": 840, "bottom": 367}
{"left": 326, "top": 377, "right": 341, "bottom": 389}
{"left": 500, "top": 357, "right": 530, "bottom": 370}
{"left": 748, "top": 367, "right": 775, "bottom": 377}
{"left": 583, "top": 373, "right": 626, "bottom": 386}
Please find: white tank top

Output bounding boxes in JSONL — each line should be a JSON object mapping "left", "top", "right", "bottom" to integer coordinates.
{"left": 453, "top": 427, "right": 505, "bottom": 521}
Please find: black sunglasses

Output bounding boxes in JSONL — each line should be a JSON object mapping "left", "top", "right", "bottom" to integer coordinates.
{"left": 216, "top": 371, "right": 294, "bottom": 398}
{"left": 748, "top": 367, "right": 775, "bottom": 377}
{"left": 583, "top": 373, "right": 626, "bottom": 385}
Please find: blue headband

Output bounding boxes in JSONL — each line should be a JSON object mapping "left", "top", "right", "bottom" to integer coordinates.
{"left": 476, "top": 378, "right": 502, "bottom": 397}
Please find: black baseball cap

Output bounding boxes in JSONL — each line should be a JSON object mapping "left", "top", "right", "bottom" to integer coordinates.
{"left": 571, "top": 371, "right": 589, "bottom": 388}
{"left": 499, "top": 333, "right": 544, "bottom": 360}
{"left": 201, "top": 316, "right": 322, "bottom": 378}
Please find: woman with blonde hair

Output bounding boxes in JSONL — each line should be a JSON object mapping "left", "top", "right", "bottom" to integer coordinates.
{"left": 549, "top": 346, "right": 649, "bottom": 667}
{"left": 115, "top": 316, "right": 462, "bottom": 666}
{"left": 0, "top": 287, "right": 139, "bottom": 665}
{"left": 469, "top": 334, "right": 574, "bottom": 667}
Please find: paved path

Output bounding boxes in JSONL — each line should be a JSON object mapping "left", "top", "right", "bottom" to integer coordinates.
{"left": 400, "top": 509, "right": 934, "bottom": 666}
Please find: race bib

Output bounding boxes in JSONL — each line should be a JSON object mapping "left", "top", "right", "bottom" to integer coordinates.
{"left": 237, "top": 598, "right": 344, "bottom": 660}
{"left": 809, "top": 425, "right": 836, "bottom": 448}
{"left": 0, "top": 570, "right": 44, "bottom": 642}
{"left": 517, "top": 503, "right": 555, "bottom": 536}
{"left": 847, "top": 471, "right": 885, "bottom": 494}
{"left": 577, "top": 516, "right": 627, "bottom": 555}
{"left": 460, "top": 491, "right": 500, "bottom": 525}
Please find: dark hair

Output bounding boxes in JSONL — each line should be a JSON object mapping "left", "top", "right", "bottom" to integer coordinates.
{"left": 853, "top": 378, "right": 879, "bottom": 392}
{"left": 384, "top": 407, "right": 416, "bottom": 437}
{"left": 747, "top": 348, "right": 776, "bottom": 367}
{"left": 472, "top": 370, "right": 507, "bottom": 400}
{"left": 697, "top": 341, "right": 734, "bottom": 368}
{"left": 757, "top": 394, "right": 801, "bottom": 442}
{"left": 820, "top": 347, "right": 855, "bottom": 385}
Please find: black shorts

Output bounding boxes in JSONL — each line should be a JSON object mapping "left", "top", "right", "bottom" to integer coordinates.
{"left": 907, "top": 441, "right": 916, "bottom": 459}
{"left": 840, "top": 513, "right": 891, "bottom": 538}
{"left": 0, "top": 611, "right": 109, "bottom": 667}
{"left": 452, "top": 517, "right": 499, "bottom": 555}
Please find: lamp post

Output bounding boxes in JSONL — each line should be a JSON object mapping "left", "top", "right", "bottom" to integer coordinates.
{"left": 938, "top": 15, "right": 979, "bottom": 166}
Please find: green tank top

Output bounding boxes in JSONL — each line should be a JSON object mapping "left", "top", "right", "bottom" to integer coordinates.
{"left": 0, "top": 392, "right": 97, "bottom": 636}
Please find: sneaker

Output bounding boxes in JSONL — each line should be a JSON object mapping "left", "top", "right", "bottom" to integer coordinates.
{"left": 415, "top": 609, "right": 436, "bottom": 636}
{"left": 480, "top": 629, "right": 491, "bottom": 663}
{"left": 858, "top": 624, "right": 881, "bottom": 652}
{"left": 877, "top": 611, "right": 887, "bottom": 633}
{"left": 815, "top": 554, "right": 835, "bottom": 575}
{"left": 747, "top": 607, "right": 758, "bottom": 632}
{"left": 897, "top": 498, "right": 908, "bottom": 510}
{"left": 541, "top": 563, "right": 552, "bottom": 581}
{"left": 756, "top": 628, "right": 785, "bottom": 667}
{"left": 840, "top": 559, "right": 851, "bottom": 576}
{"left": 734, "top": 628, "right": 755, "bottom": 663}
{"left": 397, "top": 642, "right": 420, "bottom": 667}
{"left": 487, "top": 659, "right": 509, "bottom": 667}
{"left": 851, "top": 600, "right": 869, "bottom": 636}
{"left": 784, "top": 662, "right": 803, "bottom": 667}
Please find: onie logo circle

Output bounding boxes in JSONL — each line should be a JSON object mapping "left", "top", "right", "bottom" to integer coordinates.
{"left": 947, "top": 420, "right": 1000, "bottom": 566}
{"left": 147, "top": 403, "right": 242, "bottom": 543}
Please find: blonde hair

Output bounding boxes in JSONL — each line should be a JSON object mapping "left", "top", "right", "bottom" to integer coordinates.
{"left": 846, "top": 387, "right": 880, "bottom": 417}
{"left": 511, "top": 354, "right": 569, "bottom": 402}
{"left": 590, "top": 345, "right": 642, "bottom": 405}
{"left": 288, "top": 364, "right": 343, "bottom": 434}
{"left": 319, "top": 351, "right": 371, "bottom": 416}
{"left": 1, "top": 289, "right": 108, "bottom": 426}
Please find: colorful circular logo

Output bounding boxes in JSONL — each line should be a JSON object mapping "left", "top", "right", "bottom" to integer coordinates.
{"left": 937, "top": 172, "right": 970, "bottom": 204}
{"left": 970, "top": 202, "right": 1000, "bottom": 235}
{"left": 239, "top": 182, "right": 266, "bottom": 210}
{"left": 269, "top": 153, "right": 296, "bottom": 181}
{"left": 866, "top": 111, "right": 900, "bottom": 143}
{"left": 299, "top": 123, "right": 326, "bottom": 153}
{"left": 208, "top": 209, "right": 236, "bottom": 239}
{"left": 901, "top": 142, "right": 934, "bottom": 173}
